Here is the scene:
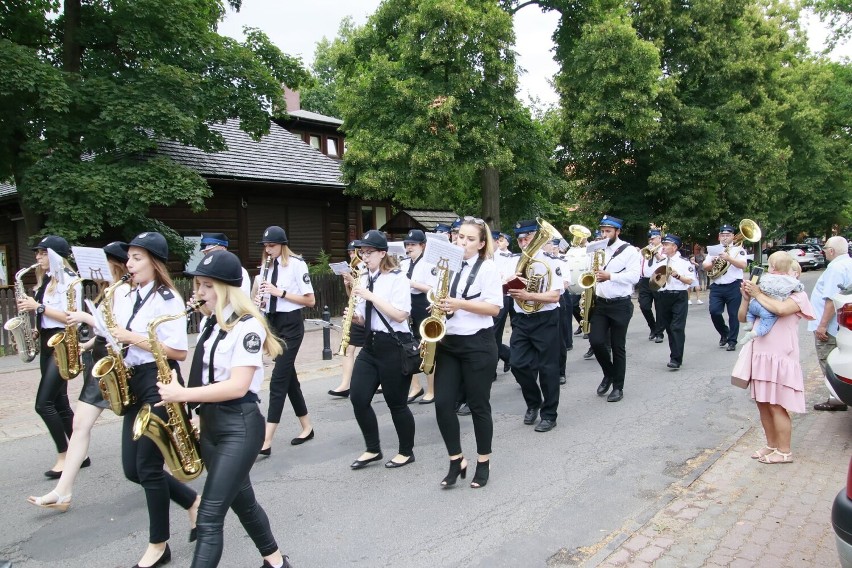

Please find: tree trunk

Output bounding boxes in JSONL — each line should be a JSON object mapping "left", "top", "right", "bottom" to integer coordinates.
{"left": 481, "top": 166, "right": 500, "bottom": 231}
{"left": 64, "top": 0, "right": 82, "bottom": 74}
{"left": 14, "top": 172, "right": 44, "bottom": 241}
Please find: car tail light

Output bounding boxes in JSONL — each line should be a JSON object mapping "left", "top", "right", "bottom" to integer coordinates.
{"left": 848, "top": 456, "right": 852, "bottom": 500}
{"left": 839, "top": 304, "right": 852, "bottom": 332}
{"left": 796, "top": 250, "right": 805, "bottom": 257}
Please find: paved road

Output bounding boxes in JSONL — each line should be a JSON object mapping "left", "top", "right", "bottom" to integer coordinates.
{"left": 0, "top": 271, "right": 842, "bottom": 567}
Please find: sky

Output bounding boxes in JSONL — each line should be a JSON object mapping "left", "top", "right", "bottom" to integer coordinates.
{"left": 217, "top": 1, "right": 850, "bottom": 110}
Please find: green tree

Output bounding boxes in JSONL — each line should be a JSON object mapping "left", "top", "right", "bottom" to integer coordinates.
{"left": 299, "top": 18, "right": 357, "bottom": 118}
{"left": 806, "top": 0, "right": 852, "bottom": 47}
{"left": 0, "top": 0, "right": 309, "bottom": 256}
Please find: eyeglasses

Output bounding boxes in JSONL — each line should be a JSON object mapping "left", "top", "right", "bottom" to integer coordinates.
{"left": 463, "top": 216, "right": 486, "bottom": 226}
{"left": 359, "top": 249, "right": 381, "bottom": 257}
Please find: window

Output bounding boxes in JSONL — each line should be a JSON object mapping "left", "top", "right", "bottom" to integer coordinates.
{"left": 360, "top": 204, "right": 389, "bottom": 233}
{"left": 309, "top": 135, "right": 321, "bottom": 150}
{"left": 326, "top": 137, "right": 339, "bottom": 157}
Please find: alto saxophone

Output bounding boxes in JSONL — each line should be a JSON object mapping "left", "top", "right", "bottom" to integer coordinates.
{"left": 419, "top": 258, "right": 450, "bottom": 375}
{"left": 337, "top": 252, "right": 363, "bottom": 356}
{"left": 4, "top": 264, "right": 40, "bottom": 362}
{"left": 94, "top": 274, "right": 134, "bottom": 415}
{"left": 579, "top": 250, "right": 605, "bottom": 335}
{"left": 48, "top": 276, "right": 84, "bottom": 380}
{"left": 132, "top": 300, "right": 206, "bottom": 482}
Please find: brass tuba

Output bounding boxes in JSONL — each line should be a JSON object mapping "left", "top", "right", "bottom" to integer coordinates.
{"left": 418, "top": 258, "right": 450, "bottom": 375}
{"left": 4, "top": 264, "right": 40, "bottom": 362}
{"left": 337, "top": 252, "right": 363, "bottom": 356}
{"left": 48, "top": 276, "right": 84, "bottom": 380}
{"left": 568, "top": 224, "right": 591, "bottom": 247}
{"left": 707, "top": 219, "right": 761, "bottom": 281}
{"left": 94, "top": 274, "right": 134, "bottom": 415}
{"left": 514, "top": 217, "right": 562, "bottom": 314}
{"left": 132, "top": 300, "right": 205, "bottom": 482}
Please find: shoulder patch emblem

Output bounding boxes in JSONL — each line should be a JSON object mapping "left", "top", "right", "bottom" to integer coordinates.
{"left": 302, "top": 273, "right": 310, "bottom": 284}
{"left": 431, "top": 267, "right": 438, "bottom": 276}
{"left": 555, "top": 267, "right": 562, "bottom": 276}
{"left": 688, "top": 266, "right": 694, "bottom": 272}
{"left": 157, "top": 285, "right": 174, "bottom": 300}
{"left": 739, "top": 250, "right": 746, "bottom": 255}
{"left": 391, "top": 268, "right": 401, "bottom": 274}
{"left": 243, "top": 332, "right": 262, "bottom": 353}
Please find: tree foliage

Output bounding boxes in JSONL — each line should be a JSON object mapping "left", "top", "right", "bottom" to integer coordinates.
{"left": 806, "top": 0, "right": 852, "bottom": 47}
{"left": 0, "top": 0, "right": 309, "bottom": 256}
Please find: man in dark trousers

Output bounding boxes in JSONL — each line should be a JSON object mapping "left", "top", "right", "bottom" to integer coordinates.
{"left": 637, "top": 229, "right": 664, "bottom": 343}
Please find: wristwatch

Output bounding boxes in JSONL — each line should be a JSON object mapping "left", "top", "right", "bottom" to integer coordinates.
{"left": 36, "top": 304, "right": 45, "bottom": 315}
{"left": 281, "top": 290, "right": 287, "bottom": 298}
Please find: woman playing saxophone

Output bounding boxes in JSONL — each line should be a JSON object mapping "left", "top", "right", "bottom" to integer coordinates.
{"left": 329, "top": 241, "right": 366, "bottom": 398}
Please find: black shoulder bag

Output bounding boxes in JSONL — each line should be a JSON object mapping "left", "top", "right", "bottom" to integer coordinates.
{"left": 375, "top": 310, "right": 421, "bottom": 376}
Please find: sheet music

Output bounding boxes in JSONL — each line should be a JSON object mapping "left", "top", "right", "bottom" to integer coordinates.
{"left": 72, "top": 246, "right": 114, "bottom": 283}
{"left": 426, "top": 232, "right": 449, "bottom": 241}
{"left": 387, "top": 241, "right": 406, "bottom": 258}
{"left": 47, "top": 249, "right": 67, "bottom": 285}
{"left": 329, "top": 261, "right": 352, "bottom": 275}
{"left": 184, "top": 236, "right": 204, "bottom": 272}
{"left": 424, "top": 235, "right": 464, "bottom": 273}
{"left": 85, "top": 299, "right": 121, "bottom": 352}
{"left": 707, "top": 244, "right": 725, "bottom": 256}
{"left": 585, "top": 239, "right": 607, "bottom": 254}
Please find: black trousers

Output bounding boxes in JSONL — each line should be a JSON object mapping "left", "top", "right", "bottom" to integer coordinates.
{"left": 265, "top": 311, "right": 308, "bottom": 423}
{"left": 558, "top": 292, "right": 572, "bottom": 377}
{"left": 709, "top": 280, "right": 742, "bottom": 345}
{"left": 569, "top": 293, "right": 582, "bottom": 325}
{"left": 434, "top": 329, "right": 497, "bottom": 456}
{"left": 192, "top": 402, "right": 278, "bottom": 568}
{"left": 410, "top": 293, "right": 430, "bottom": 343}
{"left": 655, "top": 290, "right": 689, "bottom": 364}
{"left": 350, "top": 332, "right": 415, "bottom": 456}
{"left": 35, "top": 329, "right": 73, "bottom": 453}
{"left": 510, "top": 309, "right": 561, "bottom": 420}
{"left": 122, "top": 365, "right": 198, "bottom": 543}
{"left": 637, "top": 277, "right": 658, "bottom": 334}
{"left": 492, "top": 295, "right": 513, "bottom": 364}
{"left": 589, "top": 297, "right": 634, "bottom": 390}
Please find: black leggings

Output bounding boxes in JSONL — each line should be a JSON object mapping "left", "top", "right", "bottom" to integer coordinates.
{"left": 121, "top": 365, "right": 198, "bottom": 543}
{"left": 266, "top": 311, "right": 308, "bottom": 423}
{"left": 434, "top": 329, "right": 497, "bottom": 456}
{"left": 35, "top": 330, "right": 73, "bottom": 453}
{"left": 192, "top": 402, "right": 279, "bottom": 568}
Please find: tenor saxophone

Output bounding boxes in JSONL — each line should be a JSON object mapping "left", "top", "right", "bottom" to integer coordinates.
{"left": 4, "top": 264, "right": 40, "bottom": 362}
{"left": 94, "top": 274, "right": 134, "bottom": 415}
{"left": 337, "top": 252, "right": 363, "bottom": 356}
{"left": 132, "top": 300, "right": 205, "bottom": 482}
{"left": 579, "top": 250, "right": 605, "bottom": 335}
{"left": 48, "top": 276, "right": 84, "bottom": 380}
{"left": 419, "top": 258, "right": 450, "bottom": 375}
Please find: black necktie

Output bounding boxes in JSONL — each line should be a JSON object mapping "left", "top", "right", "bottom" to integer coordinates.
{"left": 188, "top": 315, "right": 217, "bottom": 389}
{"left": 268, "top": 261, "right": 279, "bottom": 313}
{"left": 450, "top": 261, "right": 468, "bottom": 298}
{"left": 364, "top": 275, "right": 375, "bottom": 334}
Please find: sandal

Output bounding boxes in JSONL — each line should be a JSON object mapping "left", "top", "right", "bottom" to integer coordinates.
{"left": 758, "top": 449, "right": 793, "bottom": 464}
{"left": 27, "top": 490, "right": 72, "bottom": 512}
{"left": 751, "top": 446, "right": 777, "bottom": 459}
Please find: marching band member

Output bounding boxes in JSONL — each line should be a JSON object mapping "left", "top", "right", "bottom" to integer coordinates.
{"left": 638, "top": 229, "right": 664, "bottom": 343}
{"left": 703, "top": 224, "right": 748, "bottom": 351}
{"left": 491, "top": 231, "right": 516, "bottom": 374}
{"left": 16, "top": 236, "right": 82, "bottom": 478}
{"left": 346, "top": 230, "right": 416, "bottom": 470}
{"left": 27, "top": 242, "right": 128, "bottom": 511}
{"left": 329, "top": 241, "right": 365, "bottom": 398}
{"left": 400, "top": 229, "right": 436, "bottom": 404}
{"left": 109, "top": 232, "right": 199, "bottom": 568}
{"left": 652, "top": 234, "right": 694, "bottom": 369}
{"left": 590, "top": 216, "right": 640, "bottom": 403}
{"left": 545, "top": 239, "right": 571, "bottom": 385}
{"left": 449, "top": 218, "right": 462, "bottom": 245}
{"left": 434, "top": 218, "right": 502, "bottom": 488}
{"left": 159, "top": 250, "right": 291, "bottom": 568}
{"left": 199, "top": 233, "right": 251, "bottom": 296}
{"left": 254, "top": 226, "right": 315, "bottom": 454}
{"left": 508, "top": 219, "right": 563, "bottom": 433}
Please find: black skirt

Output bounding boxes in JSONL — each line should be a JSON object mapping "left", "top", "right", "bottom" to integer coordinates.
{"left": 78, "top": 337, "right": 109, "bottom": 409}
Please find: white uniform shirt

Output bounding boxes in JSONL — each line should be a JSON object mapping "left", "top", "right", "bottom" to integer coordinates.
{"left": 94, "top": 282, "right": 132, "bottom": 339}
{"left": 240, "top": 267, "right": 251, "bottom": 298}
{"left": 493, "top": 250, "right": 519, "bottom": 281}
{"left": 114, "top": 282, "right": 188, "bottom": 366}
{"left": 512, "top": 250, "right": 563, "bottom": 313}
{"left": 595, "top": 238, "right": 641, "bottom": 299}
{"left": 707, "top": 244, "right": 746, "bottom": 284}
{"left": 355, "top": 269, "right": 412, "bottom": 333}
{"left": 400, "top": 255, "right": 436, "bottom": 295}
{"left": 545, "top": 253, "right": 571, "bottom": 289}
{"left": 445, "top": 257, "right": 503, "bottom": 335}
{"left": 40, "top": 269, "right": 83, "bottom": 330}
{"left": 808, "top": 254, "right": 852, "bottom": 336}
{"left": 659, "top": 253, "right": 694, "bottom": 291}
{"left": 198, "top": 308, "right": 266, "bottom": 393}
{"left": 638, "top": 248, "right": 664, "bottom": 278}
{"left": 254, "top": 255, "right": 314, "bottom": 314}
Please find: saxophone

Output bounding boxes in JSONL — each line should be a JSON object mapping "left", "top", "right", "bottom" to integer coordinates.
{"left": 514, "top": 217, "right": 561, "bottom": 313}
{"left": 419, "top": 258, "right": 450, "bottom": 375}
{"left": 48, "top": 276, "right": 84, "bottom": 380}
{"left": 579, "top": 250, "right": 605, "bottom": 335}
{"left": 132, "top": 300, "right": 205, "bottom": 482}
{"left": 4, "top": 264, "right": 41, "bottom": 362}
{"left": 93, "top": 274, "right": 134, "bottom": 415}
{"left": 337, "top": 252, "right": 363, "bottom": 356}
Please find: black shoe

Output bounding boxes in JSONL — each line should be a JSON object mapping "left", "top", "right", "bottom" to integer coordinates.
{"left": 648, "top": 331, "right": 656, "bottom": 341}
{"left": 559, "top": 375, "right": 567, "bottom": 385}
{"left": 328, "top": 388, "right": 350, "bottom": 398}
{"left": 262, "top": 557, "right": 292, "bottom": 568}
{"left": 132, "top": 544, "right": 171, "bottom": 568}
{"left": 583, "top": 348, "right": 595, "bottom": 360}
{"left": 566, "top": 345, "right": 573, "bottom": 351}
{"left": 534, "top": 419, "right": 557, "bottom": 432}
{"left": 501, "top": 356, "right": 511, "bottom": 373}
{"left": 719, "top": 334, "right": 728, "bottom": 347}
{"left": 385, "top": 454, "right": 415, "bottom": 468}
{"left": 44, "top": 469, "right": 61, "bottom": 479}
{"left": 574, "top": 326, "right": 582, "bottom": 335}
{"left": 81, "top": 457, "right": 91, "bottom": 469}
{"left": 407, "top": 388, "right": 425, "bottom": 403}
{"left": 290, "top": 429, "right": 314, "bottom": 446}
{"left": 258, "top": 447, "right": 271, "bottom": 457}
{"left": 456, "top": 403, "right": 471, "bottom": 416}
{"left": 441, "top": 457, "right": 468, "bottom": 487}
{"left": 189, "top": 527, "right": 197, "bottom": 543}
{"left": 726, "top": 343, "right": 736, "bottom": 351}
{"left": 582, "top": 333, "right": 589, "bottom": 339}
{"left": 350, "top": 452, "right": 383, "bottom": 470}
{"left": 607, "top": 388, "right": 623, "bottom": 402}
{"left": 418, "top": 396, "right": 435, "bottom": 404}
{"left": 667, "top": 360, "right": 681, "bottom": 369}
{"left": 523, "top": 407, "right": 539, "bottom": 425}
{"left": 470, "top": 460, "right": 490, "bottom": 488}
{"left": 596, "top": 377, "right": 611, "bottom": 396}
{"left": 654, "top": 335, "right": 664, "bottom": 343}
{"left": 814, "top": 400, "right": 848, "bottom": 411}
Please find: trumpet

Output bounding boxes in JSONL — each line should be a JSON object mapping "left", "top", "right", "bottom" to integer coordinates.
{"left": 641, "top": 243, "right": 661, "bottom": 260}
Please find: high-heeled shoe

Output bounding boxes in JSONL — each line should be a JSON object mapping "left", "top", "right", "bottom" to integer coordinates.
{"left": 132, "top": 544, "right": 171, "bottom": 568}
{"left": 350, "top": 452, "right": 383, "bottom": 470}
{"left": 441, "top": 457, "right": 467, "bottom": 488}
{"left": 470, "top": 460, "right": 490, "bottom": 489}
{"left": 27, "top": 490, "right": 72, "bottom": 512}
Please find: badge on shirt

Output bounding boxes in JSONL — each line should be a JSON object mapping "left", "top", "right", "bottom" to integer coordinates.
{"left": 243, "top": 333, "right": 261, "bottom": 353}
{"left": 688, "top": 266, "right": 694, "bottom": 272}
{"left": 555, "top": 267, "right": 562, "bottom": 276}
{"left": 738, "top": 250, "right": 746, "bottom": 256}
{"left": 302, "top": 273, "right": 311, "bottom": 284}
{"left": 431, "top": 267, "right": 438, "bottom": 276}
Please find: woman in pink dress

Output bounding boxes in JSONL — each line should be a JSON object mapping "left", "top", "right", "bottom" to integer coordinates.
{"left": 731, "top": 251, "right": 815, "bottom": 464}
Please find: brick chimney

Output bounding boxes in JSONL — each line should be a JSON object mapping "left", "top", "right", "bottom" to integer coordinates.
{"left": 283, "top": 86, "right": 300, "bottom": 112}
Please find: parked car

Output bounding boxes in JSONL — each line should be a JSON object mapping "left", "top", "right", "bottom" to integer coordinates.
{"left": 829, "top": 285, "right": 852, "bottom": 566}
{"left": 834, "top": 456, "right": 852, "bottom": 568}
{"left": 761, "top": 243, "right": 824, "bottom": 271}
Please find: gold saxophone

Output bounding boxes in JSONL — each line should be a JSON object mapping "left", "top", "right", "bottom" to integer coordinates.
{"left": 132, "top": 300, "right": 205, "bottom": 482}
{"left": 418, "top": 258, "right": 450, "bottom": 375}
{"left": 515, "top": 217, "right": 561, "bottom": 314}
{"left": 337, "top": 252, "right": 363, "bottom": 356}
{"left": 48, "top": 276, "right": 84, "bottom": 380}
{"left": 4, "top": 264, "right": 40, "bottom": 362}
{"left": 94, "top": 274, "right": 134, "bottom": 415}
{"left": 579, "top": 250, "right": 605, "bottom": 335}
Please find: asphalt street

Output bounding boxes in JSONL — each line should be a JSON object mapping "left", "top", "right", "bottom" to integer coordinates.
{"left": 0, "top": 271, "right": 826, "bottom": 567}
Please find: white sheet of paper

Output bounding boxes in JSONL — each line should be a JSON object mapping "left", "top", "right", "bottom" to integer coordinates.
{"left": 585, "top": 239, "right": 607, "bottom": 254}
{"left": 707, "top": 244, "right": 725, "bottom": 256}
{"left": 424, "top": 235, "right": 464, "bottom": 273}
{"left": 329, "top": 261, "right": 352, "bottom": 275}
{"left": 184, "top": 237, "right": 204, "bottom": 272}
{"left": 426, "top": 232, "right": 449, "bottom": 241}
{"left": 72, "top": 246, "right": 114, "bottom": 283}
{"left": 387, "top": 241, "right": 406, "bottom": 258}
{"left": 85, "top": 299, "right": 121, "bottom": 352}
{"left": 47, "top": 248, "right": 67, "bottom": 285}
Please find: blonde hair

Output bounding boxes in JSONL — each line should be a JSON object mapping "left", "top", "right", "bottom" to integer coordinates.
{"left": 94, "top": 259, "right": 129, "bottom": 304}
{"left": 767, "top": 251, "right": 794, "bottom": 274}
{"left": 379, "top": 251, "right": 399, "bottom": 273}
{"left": 262, "top": 245, "right": 295, "bottom": 268}
{"left": 203, "top": 279, "right": 284, "bottom": 358}
{"left": 460, "top": 219, "right": 495, "bottom": 260}
{"left": 790, "top": 259, "right": 802, "bottom": 277}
